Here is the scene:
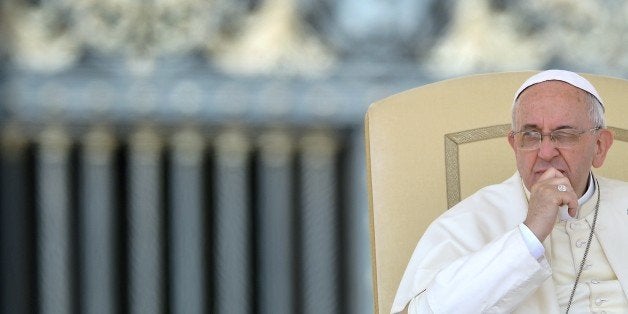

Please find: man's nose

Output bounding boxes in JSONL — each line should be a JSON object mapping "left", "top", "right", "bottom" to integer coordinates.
{"left": 537, "top": 135, "right": 559, "bottom": 160}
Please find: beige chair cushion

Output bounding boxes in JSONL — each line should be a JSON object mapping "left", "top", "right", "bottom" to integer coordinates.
{"left": 365, "top": 71, "right": 628, "bottom": 314}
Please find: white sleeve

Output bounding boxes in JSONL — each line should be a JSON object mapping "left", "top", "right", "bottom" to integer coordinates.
{"left": 518, "top": 223, "right": 545, "bottom": 260}
{"left": 405, "top": 228, "right": 551, "bottom": 314}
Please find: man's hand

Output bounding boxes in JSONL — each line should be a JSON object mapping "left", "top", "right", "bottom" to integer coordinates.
{"left": 524, "top": 168, "right": 579, "bottom": 242}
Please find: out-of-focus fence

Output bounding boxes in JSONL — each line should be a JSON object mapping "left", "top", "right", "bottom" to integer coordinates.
{"left": 0, "top": 65, "right": 427, "bottom": 314}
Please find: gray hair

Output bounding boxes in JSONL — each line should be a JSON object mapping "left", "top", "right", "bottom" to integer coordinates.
{"left": 511, "top": 91, "right": 606, "bottom": 130}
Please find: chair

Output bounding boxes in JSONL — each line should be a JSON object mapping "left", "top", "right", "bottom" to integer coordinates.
{"left": 364, "top": 71, "right": 628, "bottom": 314}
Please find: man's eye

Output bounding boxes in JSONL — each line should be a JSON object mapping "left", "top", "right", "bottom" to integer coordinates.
{"left": 553, "top": 131, "right": 576, "bottom": 138}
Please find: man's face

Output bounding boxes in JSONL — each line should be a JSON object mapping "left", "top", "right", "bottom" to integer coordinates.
{"left": 508, "top": 81, "right": 612, "bottom": 196}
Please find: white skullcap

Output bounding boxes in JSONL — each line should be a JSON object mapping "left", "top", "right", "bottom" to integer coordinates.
{"left": 514, "top": 69, "right": 604, "bottom": 111}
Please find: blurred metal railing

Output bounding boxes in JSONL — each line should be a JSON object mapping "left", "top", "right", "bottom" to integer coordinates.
{"left": 0, "top": 121, "right": 371, "bottom": 314}
{"left": 0, "top": 60, "right": 429, "bottom": 314}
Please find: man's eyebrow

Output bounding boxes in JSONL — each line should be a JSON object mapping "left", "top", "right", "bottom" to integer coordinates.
{"left": 554, "top": 125, "right": 577, "bottom": 130}
{"left": 521, "top": 124, "right": 540, "bottom": 130}
{"left": 520, "top": 124, "right": 577, "bottom": 130}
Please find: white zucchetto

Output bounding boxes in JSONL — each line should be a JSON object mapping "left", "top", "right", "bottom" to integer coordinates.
{"left": 514, "top": 70, "right": 605, "bottom": 111}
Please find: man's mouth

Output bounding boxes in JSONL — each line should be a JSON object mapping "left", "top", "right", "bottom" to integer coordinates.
{"left": 534, "top": 169, "right": 566, "bottom": 175}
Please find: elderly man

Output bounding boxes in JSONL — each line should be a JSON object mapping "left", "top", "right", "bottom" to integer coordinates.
{"left": 392, "top": 70, "right": 628, "bottom": 313}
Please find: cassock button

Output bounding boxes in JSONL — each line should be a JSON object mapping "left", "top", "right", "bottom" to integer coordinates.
{"left": 591, "top": 279, "right": 599, "bottom": 284}
{"left": 595, "top": 298, "right": 608, "bottom": 306}
{"left": 575, "top": 239, "right": 587, "bottom": 247}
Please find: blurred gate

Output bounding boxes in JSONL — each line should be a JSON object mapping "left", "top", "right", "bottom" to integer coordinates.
{"left": 0, "top": 120, "right": 371, "bottom": 314}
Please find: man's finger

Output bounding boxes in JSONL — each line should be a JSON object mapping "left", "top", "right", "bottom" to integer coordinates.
{"left": 538, "top": 167, "right": 563, "bottom": 181}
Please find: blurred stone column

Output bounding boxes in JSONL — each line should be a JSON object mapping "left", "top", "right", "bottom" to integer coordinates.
{"left": 128, "top": 126, "right": 164, "bottom": 314}
{"left": 345, "top": 129, "right": 373, "bottom": 314}
{"left": 299, "top": 131, "right": 340, "bottom": 314}
{"left": 37, "top": 126, "right": 73, "bottom": 314}
{"left": 257, "top": 130, "right": 294, "bottom": 314}
{"left": 80, "top": 127, "right": 118, "bottom": 314}
{"left": 1, "top": 124, "right": 33, "bottom": 314}
{"left": 170, "top": 128, "right": 206, "bottom": 314}
{"left": 214, "top": 129, "right": 251, "bottom": 314}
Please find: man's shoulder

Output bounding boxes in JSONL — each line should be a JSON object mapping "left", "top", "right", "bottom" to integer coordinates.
{"left": 597, "top": 175, "right": 628, "bottom": 186}
{"left": 441, "top": 172, "right": 525, "bottom": 220}
{"left": 597, "top": 175, "right": 628, "bottom": 200}
{"left": 452, "top": 173, "right": 523, "bottom": 209}
{"left": 422, "top": 172, "right": 526, "bottom": 247}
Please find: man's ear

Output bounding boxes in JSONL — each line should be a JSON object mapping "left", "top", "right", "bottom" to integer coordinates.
{"left": 592, "top": 129, "right": 614, "bottom": 168}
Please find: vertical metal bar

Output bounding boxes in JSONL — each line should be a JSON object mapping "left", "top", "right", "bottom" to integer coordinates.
{"left": 37, "top": 126, "right": 72, "bottom": 314}
{"left": 80, "top": 127, "right": 117, "bottom": 314}
{"left": 257, "top": 130, "right": 294, "bottom": 314}
{"left": 345, "top": 129, "right": 373, "bottom": 314}
{"left": 0, "top": 125, "right": 32, "bottom": 314}
{"left": 170, "top": 128, "right": 205, "bottom": 314}
{"left": 299, "top": 131, "right": 340, "bottom": 314}
{"left": 128, "top": 127, "right": 164, "bottom": 314}
{"left": 214, "top": 129, "right": 251, "bottom": 314}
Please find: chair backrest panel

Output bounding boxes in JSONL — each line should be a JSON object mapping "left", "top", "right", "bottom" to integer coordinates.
{"left": 365, "top": 71, "right": 628, "bottom": 314}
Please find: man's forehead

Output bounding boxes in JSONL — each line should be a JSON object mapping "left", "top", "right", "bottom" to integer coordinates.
{"left": 515, "top": 90, "right": 588, "bottom": 115}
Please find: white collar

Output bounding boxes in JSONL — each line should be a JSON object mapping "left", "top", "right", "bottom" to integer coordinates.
{"left": 578, "top": 172, "right": 595, "bottom": 206}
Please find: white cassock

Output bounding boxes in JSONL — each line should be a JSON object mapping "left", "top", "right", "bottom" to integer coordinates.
{"left": 392, "top": 172, "right": 628, "bottom": 313}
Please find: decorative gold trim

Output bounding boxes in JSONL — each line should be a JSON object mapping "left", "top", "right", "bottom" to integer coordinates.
{"left": 444, "top": 135, "right": 460, "bottom": 209}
